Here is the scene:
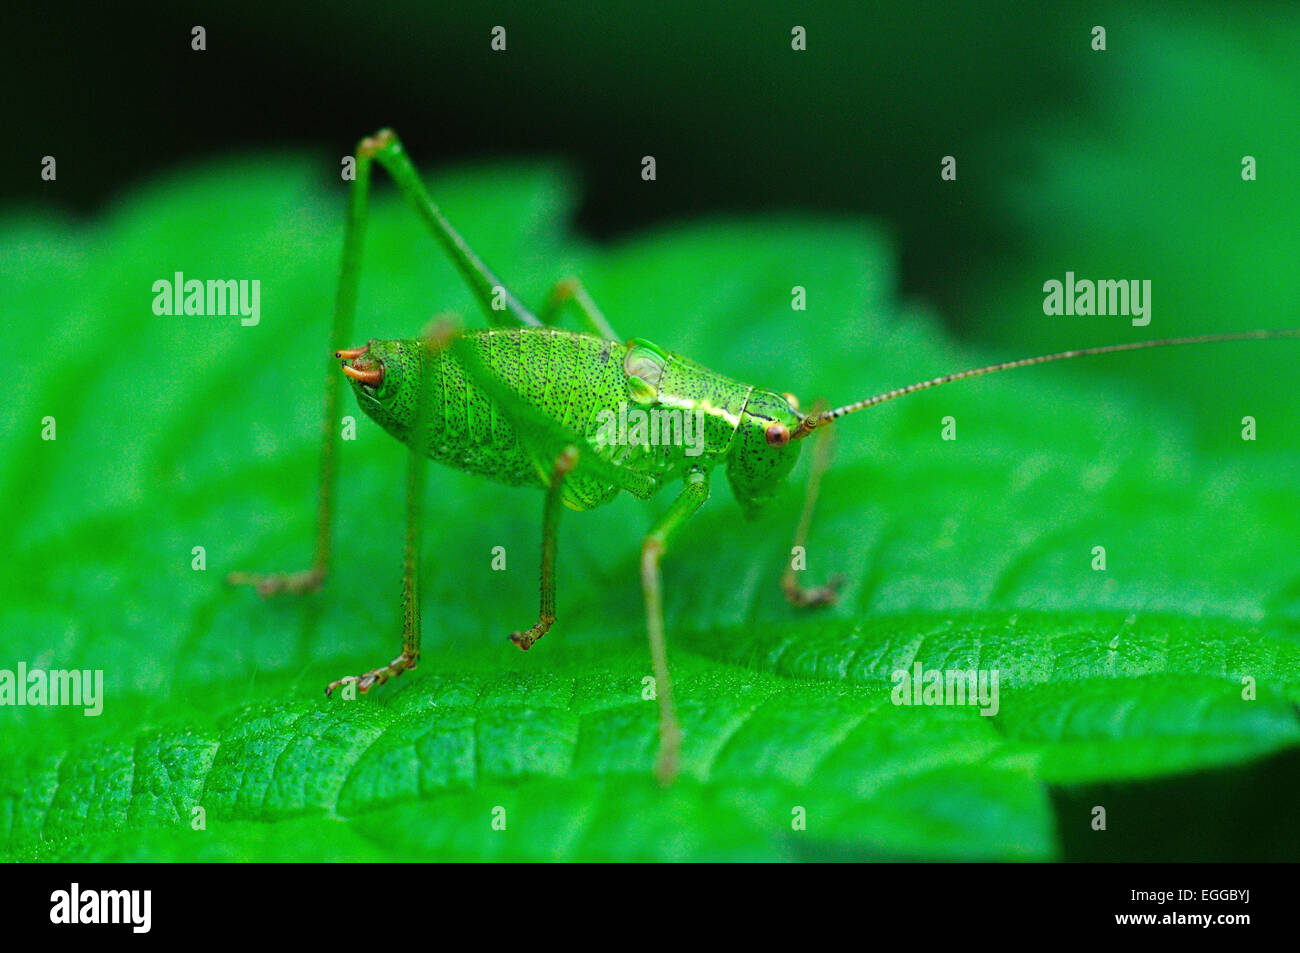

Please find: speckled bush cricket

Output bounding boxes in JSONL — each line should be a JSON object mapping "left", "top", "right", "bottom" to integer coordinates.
{"left": 229, "top": 128, "right": 1300, "bottom": 784}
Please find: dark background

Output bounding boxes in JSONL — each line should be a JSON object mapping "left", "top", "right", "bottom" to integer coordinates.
{"left": 6, "top": 1, "right": 1113, "bottom": 320}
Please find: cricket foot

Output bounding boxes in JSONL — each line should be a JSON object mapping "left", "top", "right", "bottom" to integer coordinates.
{"left": 509, "top": 620, "right": 552, "bottom": 651}
{"left": 227, "top": 567, "right": 326, "bottom": 598}
{"left": 325, "top": 652, "right": 418, "bottom": 696}
{"left": 782, "top": 573, "right": 845, "bottom": 608}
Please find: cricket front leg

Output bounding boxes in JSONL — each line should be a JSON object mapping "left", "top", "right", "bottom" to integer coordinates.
{"left": 781, "top": 404, "right": 843, "bottom": 607}
{"left": 641, "top": 468, "right": 710, "bottom": 785}
{"left": 324, "top": 437, "right": 424, "bottom": 695}
{"left": 510, "top": 445, "right": 580, "bottom": 650}
{"left": 324, "top": 319, "right": 450, "bottom": 696}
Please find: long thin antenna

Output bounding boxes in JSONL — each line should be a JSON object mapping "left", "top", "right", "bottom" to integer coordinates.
{"left": 790, "top": 328, "right": 1300, "bottom": 440}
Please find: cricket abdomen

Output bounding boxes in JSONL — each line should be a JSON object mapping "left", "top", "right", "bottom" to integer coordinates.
{"left": 451, "top": 328, "right": 642, "bottom": 508}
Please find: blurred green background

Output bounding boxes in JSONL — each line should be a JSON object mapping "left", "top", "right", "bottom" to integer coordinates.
{"left": 2, "top": 1, "right": 1298, "bottom": 861}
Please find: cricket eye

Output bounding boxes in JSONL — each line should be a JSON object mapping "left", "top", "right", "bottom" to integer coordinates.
{"left": 764, "top": 421, "right": 790, "bottom": 448}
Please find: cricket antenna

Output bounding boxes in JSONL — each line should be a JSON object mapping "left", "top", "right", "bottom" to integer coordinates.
{"left": 789, "top": 328, "right": 1300, "bottom": 440}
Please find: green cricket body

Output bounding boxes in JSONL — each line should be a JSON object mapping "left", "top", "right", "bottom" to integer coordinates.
{"left": 344, "top": 327, "right": 804, "bottom": 516}
{"left": 231, "top": 128, "right": 1300, "bottom": 783}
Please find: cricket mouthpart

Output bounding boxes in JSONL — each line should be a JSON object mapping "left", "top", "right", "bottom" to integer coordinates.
{"left": 337, "top": 344, "right": 384, "bottom": 386}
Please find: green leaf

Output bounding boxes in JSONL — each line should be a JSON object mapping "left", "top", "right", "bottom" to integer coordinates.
{"left": 2, "top": 154, "right": 1296, "bottom": 861}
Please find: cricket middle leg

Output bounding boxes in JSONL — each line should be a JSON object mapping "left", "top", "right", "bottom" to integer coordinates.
{"left": 509, "top": 445, "right": 581, "bottom": 651}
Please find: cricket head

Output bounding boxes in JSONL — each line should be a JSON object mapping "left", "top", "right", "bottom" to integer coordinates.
{"left": 726, "top": 387, "right": 804, "bottom": 519}
{"left": 336, "top": 339, "right": 425, "bottom": 435}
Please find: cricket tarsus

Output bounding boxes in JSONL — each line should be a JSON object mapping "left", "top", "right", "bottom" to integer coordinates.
{"left": 226, "top": 566, "right": 325, "bottom": 597}
{"left": 783, "top": 574, "right": 844, "bottom": 608}
{"left": 325, "top": 651, "right": 418, "bottom": 696}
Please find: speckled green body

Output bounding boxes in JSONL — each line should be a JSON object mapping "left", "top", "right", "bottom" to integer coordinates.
{"left": 348, "top": 327, "right": 804, "bottom": 515}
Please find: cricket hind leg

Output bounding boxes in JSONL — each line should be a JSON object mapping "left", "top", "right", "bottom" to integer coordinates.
{"left": 509, "top": 445, "right": 581, "bottom": 651}
{"left": 537, "top": 278, "right": 620, "bottom": 341}
{"left": 641, "top": 468, "right": 710, "bottom": 785}
{"left": 227, "top": 133, "right": 383, "bottom": 597}
{"left": 781, "top": 403, "right": 843, "bottom": 607}
{"left": 363, "top": 129, "right": 543, "bottom": 329}
{"left": 229, "top": 128, "right": 542, "bottom": 599}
